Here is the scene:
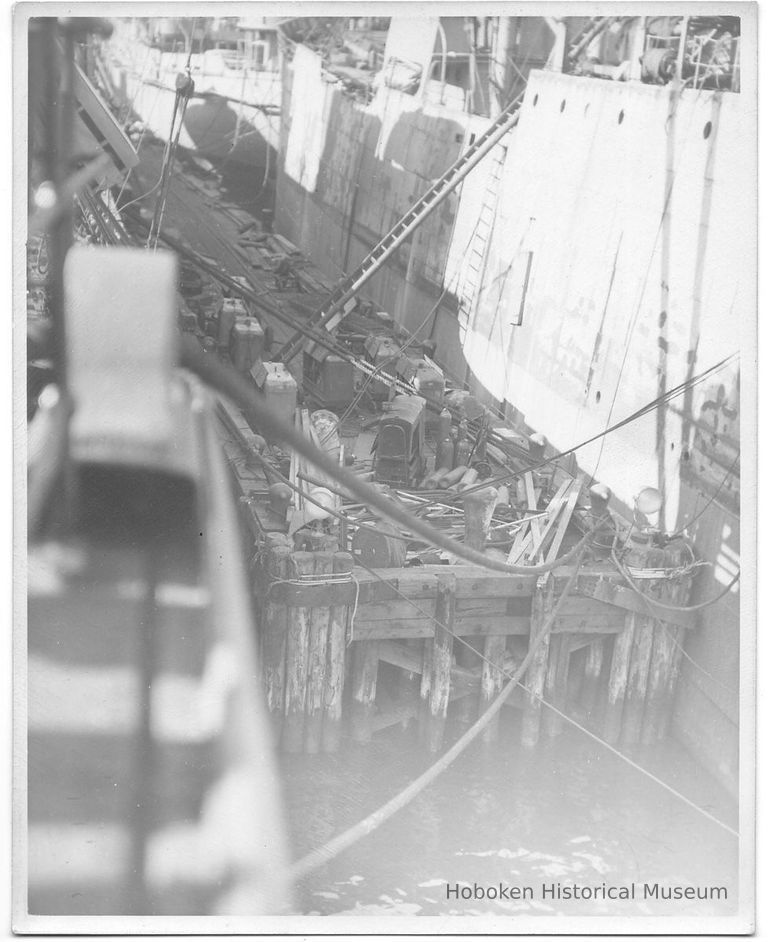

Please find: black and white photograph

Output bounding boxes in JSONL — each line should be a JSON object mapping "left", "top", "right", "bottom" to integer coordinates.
{"left": 13, "top": 3, "right": 756, "bottom": 934}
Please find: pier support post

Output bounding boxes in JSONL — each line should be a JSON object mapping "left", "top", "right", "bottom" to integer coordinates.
{"left": 521, "top": 576, "right": 554, "bottom": 748}
{"left": 644, "top": 574, "right": 690, "bottom": 742}
{"left": 424, "top": 573, "right": 456, "bottom": 752}
{"left": 323, "top": 551, "right": 354, "bottom": 752}
{"left": 282, "top": 551, "right": 314, "bottom": 753}
{"left": 581, "top": 638, "right": 605, "bottom": 721}
{"left": 641, "top": 621, "right": 677, "bottom": 744}
{"left": 480, "top": 635, "right": 507, "bottom": 743}
{"left": 350, "top": 641, "right": 379, "bottom": 743}
{"left": 603, "top": 612, "right": 636, "bottom": 743}
{"left": 621, "top": 615, "right": 654, "bottom": 744}
{"left": 543, "top": 634, "right": 570, "bottom": 738}
{"left": 463, "top": 487, "right": 501, "bottom": 734}
{"left": 261, "top": 535, "right": 292, "bottom": 739}
{"left": 304, "top": 551, "right": 333, "bottom": 754}
{"left": 658, "top": 624, "right": 686, "bottom": 740}
{"left": 419, "top": 628, "right": 434, "bottom": 741}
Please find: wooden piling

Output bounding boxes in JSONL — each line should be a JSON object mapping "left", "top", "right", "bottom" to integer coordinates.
{"left": 282, "top": 551, "right": 314, "bottom": 753}
{"left": 542, "top": 634, "right": 570, "bottom": 738}
{"left": 304, "top": 551, "right": 334, "bottom": 754}
{"left": 641, "top": 621, "right": 677, "bottom": 744}
{"left": 521, "top": 576, "right": 554, "bottom": 748}
{"left": 425, "top": 574, "right": 456, "bottom": 752}
{"left": 261, "top": 536, "right": 292, "bottom": 739}
{"left": 581, "top": 638, "right": 605, "bottom": 720}
{"left": 621, "top": 615, "right": 654, "bottom": 744}
{"left": 603, "top": 612, "right": 635, "bottom": 744}
{"left": 418, "top": 627, "right": 435, "bottom": 743}
{"left": 350, "top": 640, "right": 380, "bottom": 743}
{"left": 462, "top": 487, "right": 498, "bottom": 732}
{"left": 658, "top": 625, "right": 686, "bottom": 740}
{"left": 323, "top": 551, "right": 354, "bottom": 752}
{"left": 480, "top": 635, "right": 507, "bottom": 743}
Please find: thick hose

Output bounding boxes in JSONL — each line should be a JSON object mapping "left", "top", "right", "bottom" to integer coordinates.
{"left": 289, "top": 558, "right": 584, "bottom": 881}
{"left": 180, "top": 334, "right": 597, "bottom": 576}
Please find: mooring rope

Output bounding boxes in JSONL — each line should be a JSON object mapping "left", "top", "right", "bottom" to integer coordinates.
{"left": 289, "top": 552, "right": 738, "bottom": 881}
{"left": 348, "top": 561, "right": 739, "bottom": 844}
{"left": 288, "top": 559, "right": 584, "bottom": 881}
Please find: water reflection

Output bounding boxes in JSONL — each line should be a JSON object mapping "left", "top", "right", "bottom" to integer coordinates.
{"left": 281, "top": 716, "right": 738, "bottom": 917}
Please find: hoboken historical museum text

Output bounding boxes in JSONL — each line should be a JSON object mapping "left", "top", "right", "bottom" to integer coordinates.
{"left": 445, "top": 882, "right": 729, "bottom": 902}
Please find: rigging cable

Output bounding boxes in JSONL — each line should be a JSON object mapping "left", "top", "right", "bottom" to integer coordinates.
{"left": 356, "top": 558, "right": 739, "bottom": 838}
{"left": 180, "top": 331, "right": 599, "bottom": 576}
{"left": 247, "top": 446, "right": 598, "bottom": 573}
{"left": 290, "top": 553, "right": 736, "bottom": 881}
{"left": 611, "top": 539, "right": 740, "bottom": 613}
{"left": 289, "top": 554, "right": 586, "bottom": 881}
{"left": 413, "top": 350, "right": 739, "bottom": 514}
{"left": 668, "top": 450, "right": 740, "bottom": 538}
{"left": 182, "top": 334, "right": 738, "bottom": 577}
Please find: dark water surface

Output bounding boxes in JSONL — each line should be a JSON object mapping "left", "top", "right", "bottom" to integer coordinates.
{"left": 280, "top": 715, "right": 738, "bottom": 918}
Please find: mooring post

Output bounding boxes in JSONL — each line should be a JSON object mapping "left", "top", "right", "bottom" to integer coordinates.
{"left": 425, "top": 573, "right": 456, "bottom": 752}
{"left": 261, "top": 534, "right": 292, "bottom": 739}
{"left": 304, "top": 550, "right": 334, "bottom": 754}
{"left": 542, "top": 632, "right": 570, "bottom": 738}
{"left": 581, "top": 638, "right": 605, "bottom": 721}
{"left": 521, "top": 575, "right": 554, "bottom": 748}
{"left": 350, "top": 640, "right": 380, "bottom": 743}
{"left": 463, "top": 487, "right": 502, "bottom": 735}
{"left": 282, "top": 551, "right": 314, "bottom": 752}
{"left": 621, "top": 614, "right": 655, "bottom": 744}
{"left": 322, "top": 551, "right": 354, "bottom": 752}
{"left": 603, "top": 612, "right": 636, "bottom": 743}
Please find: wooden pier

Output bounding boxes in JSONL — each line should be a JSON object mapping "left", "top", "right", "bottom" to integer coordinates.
{"left": 255, "top": 548, "right": 694, "bottom": 753}
{"left": 219, "top": 398, "right": 695, "bottom": 756}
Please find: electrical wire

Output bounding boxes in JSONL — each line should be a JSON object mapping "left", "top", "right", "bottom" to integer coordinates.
{"left": 356, "top": 558, "right": 739, "bottom": 838}
{"left": 668, "top": 450, "right": 740, "bottom": 538}
{"left": 330, "top": 194, "right": 496, "bottom": 433}
{"left": 184, "top": 333, "right": 736, "bottom": 578}
{"left": 291, "top": 551, "right": 736, "bottom": 879}
{"left": 289, "top": 555, "right": 586, "bottom": 881}
{"left": 415, "top": 351, "right": 739, "bottom": 513}
{"left": 663, "top": 624, "right": 739, "bottom": 697}
{"left": 247, "top": 441, "right": 602, "bottom": 574}
{"left": 612, "top": 540, "right": 740, "bottom": 613}
{"left": 591, "top": 82, "right": 711, "bottom": 484}
{"left": 181, "top": 331, "right": 607, "bottom": 575}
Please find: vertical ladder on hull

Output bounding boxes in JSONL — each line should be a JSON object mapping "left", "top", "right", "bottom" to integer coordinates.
{"left": 456, "top": 142, "right": 506, "bottom": 340}
{"left": 279, "top": 90, "right": 526, "bottom": 364}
